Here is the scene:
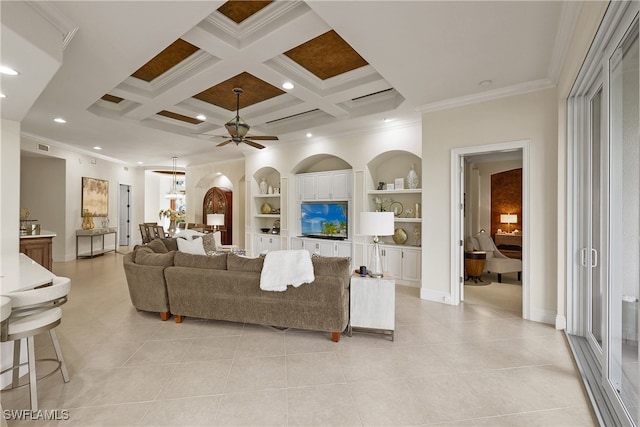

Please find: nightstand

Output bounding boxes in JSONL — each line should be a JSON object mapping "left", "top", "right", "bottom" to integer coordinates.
{"left": 348, "top": 274, "right": 395, "bottom": 341}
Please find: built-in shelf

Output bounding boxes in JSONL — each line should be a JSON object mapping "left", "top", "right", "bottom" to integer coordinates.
{"left": 255, "top": 214, "right": 281, "bottom": 218}
{"left": 394, "top": 218, "right": 422, "bottom": 223}
{"left": 368, "top": 189, "right": 422, "bottom": 195}
{"left": 254, "top": 194, "right": 281, "bottom": 198}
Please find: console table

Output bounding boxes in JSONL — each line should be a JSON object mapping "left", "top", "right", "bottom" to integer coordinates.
{"left": 76, "top": 228, "right": 117, "bottom": 258}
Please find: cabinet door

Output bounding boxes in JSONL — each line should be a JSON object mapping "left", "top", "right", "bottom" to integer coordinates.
{"left": 301, "top": 175, "right": 316, "bottom": 200}
{"left": 383, "top": 247, "right": 403, "bottom": 279}
{"left": 401, "top": 248, "right": 421, "bottom": 282}
{"left": 330, "top": 172, "right": 350, "bottom": 200}
{"left": 254, "top": 235, "right": 264, "bottom": 255}
{"left": 316, "top": 174, "right": 332, "bottom": 199}
{"left": 290, "top": 237, "right": 304, "bottom": 251}
{"left": 268, "top": 237, "right": 282, "bottom": 252}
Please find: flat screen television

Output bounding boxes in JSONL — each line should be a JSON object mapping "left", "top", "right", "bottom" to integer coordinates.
{"left": 301, "top": 201, "right": 348, "bottom": 240}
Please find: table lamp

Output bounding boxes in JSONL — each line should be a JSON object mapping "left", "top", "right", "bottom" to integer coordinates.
{"left": 360, "top": 212, "right": 395, "bottom": 277}
{"left": 206, "top": 213, "right": 225, "bottom": 232}
{"left": 500, "top": 213, "right": 517, "bottom": 233}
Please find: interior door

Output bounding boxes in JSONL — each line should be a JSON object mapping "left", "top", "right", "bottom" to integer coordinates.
{"left": 118, "top": 184, "right": 130, "bottom": 246}
{"left": 203, "top": 187, "right": 232, "bottom": 245}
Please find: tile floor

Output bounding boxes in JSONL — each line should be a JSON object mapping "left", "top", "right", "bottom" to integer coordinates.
{"left": 1, "top": 252, "right": 597, "bottom": 426}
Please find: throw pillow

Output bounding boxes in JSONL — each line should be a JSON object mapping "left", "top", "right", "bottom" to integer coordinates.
{"left": 161, "top": 238, "right": 179, "bottom": 252}
{"left": 147, "top": 239, "right": 168, "bottom": 253}
{"left": 174, "top": 229, "right": 205, "bottom": 240}
{"left": 227, "top": 252, "right": 265, "bottom": 273}
{"left": 177, "top": 237, "right": 206, "bottom": 255}
{"left": 311, "top": 256, "right": 350, "bottom": 277}
{"left": 135, "top": 250, "right": 175, "bottom": 267}
{"left": 201, "top": 233, "right": 218, "bottom": 253}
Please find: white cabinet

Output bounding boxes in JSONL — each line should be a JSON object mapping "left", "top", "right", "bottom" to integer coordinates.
{"left": 297, "top": 170, "right": 351, "bottom": 201}
{"left": 254, "top": 234, "right": 281, "bottom": 254}
{"left": 291, "top": 237, "right": 352, "bottom": 261}
{"left": 367, "top": 244, "right": 421, "bottom": 286}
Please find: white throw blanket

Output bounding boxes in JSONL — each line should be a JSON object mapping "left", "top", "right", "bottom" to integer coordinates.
{"left": 260, "top": 250, "right": 315, "bottom": 292}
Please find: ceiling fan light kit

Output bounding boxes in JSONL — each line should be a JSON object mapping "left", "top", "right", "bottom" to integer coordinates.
{"left": 215, "top": 87, "right": 279, "bottom": 150}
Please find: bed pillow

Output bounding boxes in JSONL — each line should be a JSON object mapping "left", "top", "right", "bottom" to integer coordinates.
{"left": 177, "top": 237, "right": 206, "bottom": 255}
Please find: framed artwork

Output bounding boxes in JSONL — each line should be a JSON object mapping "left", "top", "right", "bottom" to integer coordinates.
{"left": 82, "top": 177, "right": 109, "bottom": 217}
{"left": 394, "top": 178, "right": 404, "bottom": 189}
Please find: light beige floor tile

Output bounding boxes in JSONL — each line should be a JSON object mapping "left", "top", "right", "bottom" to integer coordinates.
{"left": 433, "top": 405, "right": 598, "bottom": 426}
{"left": 286, "top": 384, "right": 362, "bottom": 426}
{"left": 180, "top": 335, "right": 240, "bottom": 362}
{"left": 150, "top": 319, "right": 241, "bottom": 341}
{"left": 286, "top": 352, "right": 345, "bottom": 388}
{"left": 56, "top": 402, "right": 151, "bottom": 426}
{"left": 224, "top": 356, "right": 286, "bottom": 393}
{"left": 285, "top": 330, "right": 343, "bottom": 355}
{"left": 155, "top": 359, "right": 232, "bottom": 400}
{"left": 234, "top": 333, "right": 285, "bottom": 358}
{"left": 124, "top": 338, "right": 193, "bottom": 366}
{"left": 214, "top": 389, "right": 287, "bottom": 426}
{"left": 140, "top": 395, "right": 221, "bottom": 426}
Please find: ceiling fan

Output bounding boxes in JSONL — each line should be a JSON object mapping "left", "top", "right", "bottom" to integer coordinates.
{"left": 206, "top": 87, "right": 279, "bottom": 150}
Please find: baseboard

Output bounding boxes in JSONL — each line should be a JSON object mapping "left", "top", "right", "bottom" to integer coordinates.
{"left": 420, "top": 287, "right": 454, "bottom": 305}
{"left": 555, "top": 314, "right": 567, "bottom": 330}
{"left": 529, "top": 307, "right": 556, "bottom": 325}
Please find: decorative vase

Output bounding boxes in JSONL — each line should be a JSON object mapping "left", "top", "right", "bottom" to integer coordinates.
{"left": 168, "top": 219, "right": 177, "bottom": 236}
{"left": 82, "top": 214, "right": 94, "bottom": 230}
{"left": 392, "top": 228, "right": 408, "bottom": 245}
{"left": 407, "top": 164, "right": 419, "bottom": 189}
{"left": 259, "top": 178, "right": 268, "bottom": 194}
{"left": 261, "top": 203, "right": 272, "bottom": 214}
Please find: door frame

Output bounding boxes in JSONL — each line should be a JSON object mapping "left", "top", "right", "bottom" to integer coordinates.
{"left": 450, "top": 140, "right": 531, "bottom": 320}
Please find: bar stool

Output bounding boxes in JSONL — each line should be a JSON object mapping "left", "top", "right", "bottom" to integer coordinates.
{"left": 1, "top": 276, "right": 71, "bottom": 411}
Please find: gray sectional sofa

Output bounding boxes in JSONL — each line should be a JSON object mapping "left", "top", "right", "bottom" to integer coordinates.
{"left": 123, "top": 238, "right": 351, "bottom": 341}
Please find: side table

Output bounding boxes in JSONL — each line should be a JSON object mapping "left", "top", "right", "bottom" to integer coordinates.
{"left": 348, "top": 273, "right": 395, "bottom": 341}
{"left": 465, "top": 251, "right": 486, "bottom": 283}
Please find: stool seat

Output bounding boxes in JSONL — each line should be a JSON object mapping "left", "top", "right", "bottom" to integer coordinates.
{"left": 8, "top": 307, "right": 61, "bottom": 337}
{"left": 0, "top": 296, "right": 11, "bottom": 322}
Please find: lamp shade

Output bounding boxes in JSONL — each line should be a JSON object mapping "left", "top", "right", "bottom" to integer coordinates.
{"left": 207, "top": 213, "right": 225, "bottom": 226}
{"left": 500, "top": 214, "right": 517, "bottom": 224}
{"left": 359, "top": 212, "right": 394, "bottom": 236}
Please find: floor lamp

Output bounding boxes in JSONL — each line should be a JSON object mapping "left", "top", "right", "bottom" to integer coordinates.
{"left": 360, "top": 212, "right": 395, "bottom": 277}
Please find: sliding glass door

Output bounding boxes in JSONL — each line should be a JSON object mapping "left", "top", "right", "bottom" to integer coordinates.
{"left": 607, "top": 18, "right": 639, "bottom": 424}
{"left": 568, "top": 3, "right": 639, "bottom": 425}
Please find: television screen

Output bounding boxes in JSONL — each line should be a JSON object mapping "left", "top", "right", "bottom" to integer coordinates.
{"left": 301, "top": 202, "right": 348, "bottom": 240}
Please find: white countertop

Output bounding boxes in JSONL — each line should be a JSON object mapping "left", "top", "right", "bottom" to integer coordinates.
{"left": 20, "top": 229, "right": 57, "bottom": 239}
{"left": 0, "top": 253, "right": 56, "bottom": 294}
{"left": 0, "top": 296, "right": 11, "bottom": 322}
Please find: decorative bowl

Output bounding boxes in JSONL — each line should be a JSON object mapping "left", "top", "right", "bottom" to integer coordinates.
{"left": 260, "top": 228, "right": 270, "bottom": 233}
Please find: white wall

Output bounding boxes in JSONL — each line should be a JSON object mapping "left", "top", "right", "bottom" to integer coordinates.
{"left": 20, "top": 136, "right": 145, "bottom": 260}
{"left": 421, "top": 88, "right": 558, "bottom": 323}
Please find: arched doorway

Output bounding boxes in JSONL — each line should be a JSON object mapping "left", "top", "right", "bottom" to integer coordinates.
{"left": 203, "top": 187, "right": 232, "bottom": 245}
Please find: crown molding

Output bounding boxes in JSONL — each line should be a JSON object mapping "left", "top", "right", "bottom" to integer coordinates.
{"left": 416, "top": 78, "right": 556, "bottom": 114}
{"left": 548, "top": 1, "right": 583, "bottom": 85}
{"left": 26, "top": 1, "right": 78, "bottom": 49}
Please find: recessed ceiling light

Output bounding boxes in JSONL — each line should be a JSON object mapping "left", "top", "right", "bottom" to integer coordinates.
{"left": 53, "top": 117, "right": 66, "bottom": 124}
{"left": 0, "top": 66, "right": 18, "bottom": 76}
{"left": 306, "top": 133, "right": 312, "bottom": 138}
{"left": 479, "top": 79, "right": 492, "bottom": 87}
{"left": 137, "top": 161, "right": 143, "bottom": 165}
{"left": 0, "top": 93, "right": 5, "bottom": 98}
{"left": 196, "top": 114, "right": 206, "bottom": 121}
{"left": 282, "top": 82, "right": 294, "bottom": 90}
{"left": 93, "top": 146, "right": 102, "bottom": 150}
{"left": 383, "top": 117, "right": 394, "bottom": 122}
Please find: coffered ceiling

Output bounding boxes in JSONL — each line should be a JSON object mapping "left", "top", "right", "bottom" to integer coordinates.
{"left": 2, "top": 1, "right": 577, "bottom": 168}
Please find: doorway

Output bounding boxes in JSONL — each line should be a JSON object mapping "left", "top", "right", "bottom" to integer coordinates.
{"left": 119, "top": 184, "right": 131, "bottom": 246}
{"left": 451, "top": 140, "right": 530, "bottom": 319}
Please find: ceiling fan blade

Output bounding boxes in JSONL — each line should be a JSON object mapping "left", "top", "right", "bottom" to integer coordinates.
{"left": 246, "top": 135, "right": 279, "bottom": 141}
{"left": 217, "top": 140, "right": 233, "bottom": 147}
{"left": 243, "top": 140, "right": 265, "bottom": 149}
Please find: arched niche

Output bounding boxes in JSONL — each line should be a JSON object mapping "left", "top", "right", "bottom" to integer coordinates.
{"left": 253, "top": 166, "right": 280, "bottom": 193}
{"left": 292, "top": 154, "right": 352, "bottom": 174}
{"left": 367, "top": 150, "right": 421, "bottom": 190}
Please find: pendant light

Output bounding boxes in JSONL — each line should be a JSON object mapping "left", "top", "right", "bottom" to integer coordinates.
{"left": 165, "top": 157, "right": 182, "bottom": 200}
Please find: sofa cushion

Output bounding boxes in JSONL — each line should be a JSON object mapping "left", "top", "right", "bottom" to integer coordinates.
{"left": 227, "top": 252, "right": 264, "bottom": 273}
{"left": 177, "top": 237, "right": 206, "bottom": 255}
{"left": 311, "top": 257, "right": 351, "bottom": 277}
{"left": 135, "top": 249, "right": 176, "bottom": 267}
{"left": 147, "top": 239, "right": 168, "bottom": 253}
{"left": 174, "top": 252, "right": 227, "bottom": 270}
{"left": 161, "top": 238, "right": 179, "bottom": 252}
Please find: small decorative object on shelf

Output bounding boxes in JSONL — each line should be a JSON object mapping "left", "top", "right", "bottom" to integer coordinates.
{"left": 82, "top": 209, "right": 95, "bottom": 230}
{"left": 415, "top": 203, "right": 421, "bottom": 218}
{"left": 390, "top": 201, "right": 403, "bottom": 217}
{"left": 392, "top": 228, "right": 408, "bottom": 245}
{"left": 261, "top": 203, "right": 272, "bottom": 214}
{"left": 386, "top": 183, "right": 395, "bottom": 191}
{"left": 268, "top": 185, "right": 273, "bottom": 194}
{"left": 377, "top": 182, "right": 385, "bottom": 190}
{"left": 413, "top": 227, "right": 421, "bottom": 247}
{"left": 259, "top": 178, "right": 268, "bottom": 194}
{"left": 407, "top": 164, "right": 419, "bottom": 189}
{"left": 394, "top": 178, "right": 404, "bottom": 189}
